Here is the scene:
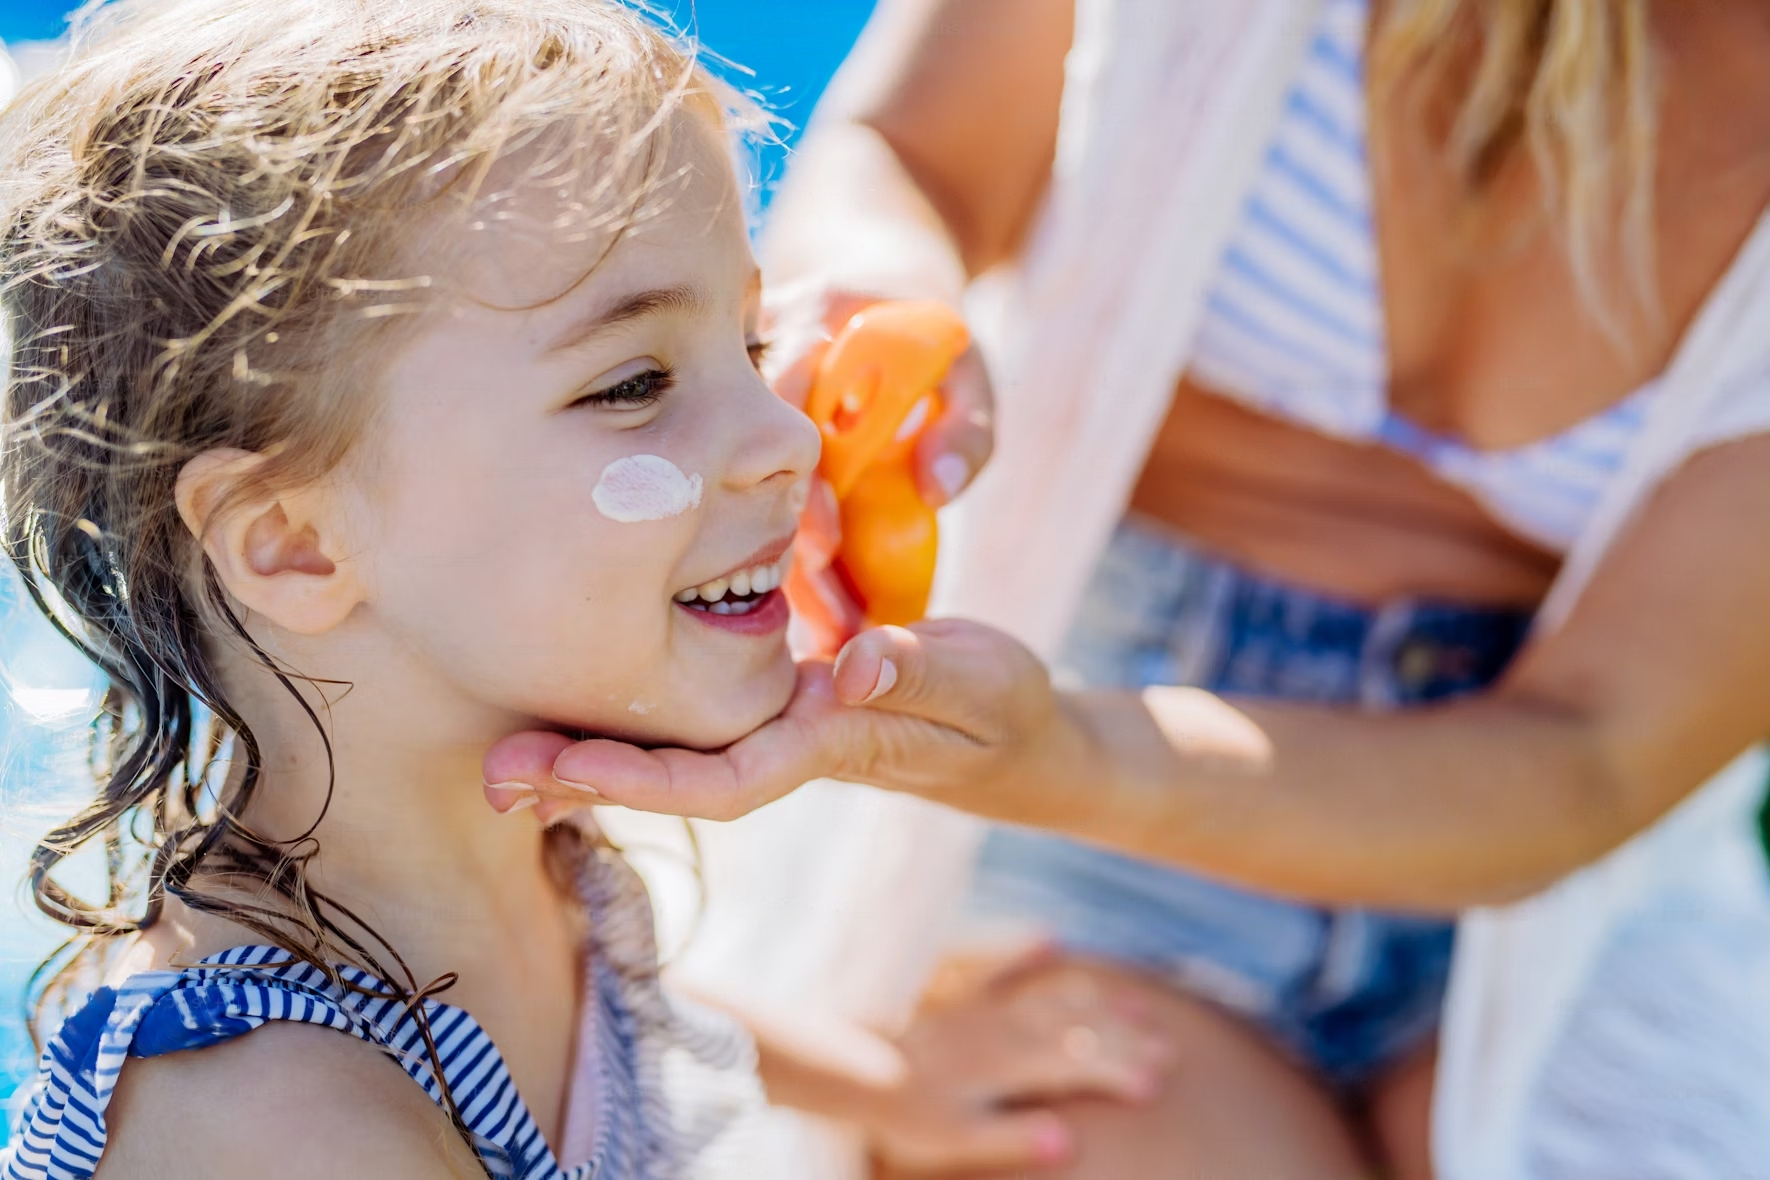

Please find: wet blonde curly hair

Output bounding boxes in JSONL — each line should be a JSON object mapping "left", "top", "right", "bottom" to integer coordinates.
{"left": 0, "top": 0, "right": 747, "bottom": 1153}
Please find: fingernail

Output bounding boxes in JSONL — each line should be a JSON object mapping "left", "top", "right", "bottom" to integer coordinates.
{"left": 552, "top": 777, "right": 602, "bottom": 796}
{"left": 503, "top": 794, "right": 540, "bottom": 813}
{"left": 862, "top": 656, "right": 897, "bottom": 702}
{"left": 1032, "top": 1116, "right": 1073, "bottom": 1164}
{"left": 931, "top": 452, "right": 969, "bottom": 501}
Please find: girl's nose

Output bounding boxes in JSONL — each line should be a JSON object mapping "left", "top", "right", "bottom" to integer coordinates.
{"left": 722, "top": 370, "right": 823, "bottom": 493}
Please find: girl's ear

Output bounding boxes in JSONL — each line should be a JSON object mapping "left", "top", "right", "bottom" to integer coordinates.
{"left": 175, "top": 449, "right": 367, "bottom": 636}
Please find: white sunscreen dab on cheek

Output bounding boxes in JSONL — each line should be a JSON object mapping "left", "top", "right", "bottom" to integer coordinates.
{"left": 592, "top": 454, "right": 703, "bottom": 523}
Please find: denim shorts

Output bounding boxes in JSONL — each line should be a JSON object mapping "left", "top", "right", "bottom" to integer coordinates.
{"left": 966, "top": 514, "right": 1533, "bottom": 1087}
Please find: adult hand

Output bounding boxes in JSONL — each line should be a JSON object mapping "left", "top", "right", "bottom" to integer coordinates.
{"left": 482, "top": 618, "right": 1072, "bottom": 825}
{"left": 766, "top": 279, "right": 995, "bottom": 509}
{"left": 765, "top": 281, "right": 996, "bottom": 657}
{"left": 863, "top": 946, "right": 1177, "bottom": 1176}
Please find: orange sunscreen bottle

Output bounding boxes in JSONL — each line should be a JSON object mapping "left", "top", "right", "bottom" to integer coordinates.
{"left": 802, "top": 301, "right": 970, "bottom": 627}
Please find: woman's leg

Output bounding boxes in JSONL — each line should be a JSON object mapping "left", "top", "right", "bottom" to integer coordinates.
{"left": 1035, "top": 961, "right": 1367, "bottom": 1180}
{"left": 878, "top": 959, "right": 1370, "bottom": 1180}
{"left": 1367, "top": 1042, "right": 1436, "bottom": 1180}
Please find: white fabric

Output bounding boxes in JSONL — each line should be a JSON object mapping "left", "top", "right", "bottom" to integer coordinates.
{"left": 1522, "top": 820, "right": 1770, "bottom": 1178}
{"left": 942, "top": 0, "right": 1318, "bottom": 655}
{"left": 680, "top": 2, "right": 1770, "bottom": 1175}
{"left": 560, "top": 964, "right": 606, "bottom": 1169}
{"left": 1435, "top": 194, "right": 1770, "bottom": 1175}
{"left": 662, "top": 785, "right": 989, "bottom": 1178}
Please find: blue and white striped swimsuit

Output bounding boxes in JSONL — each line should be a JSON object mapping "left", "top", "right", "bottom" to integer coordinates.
{"left": 3, "top": 832, "right": 758, "bottom": 1179}
{"left": 1187, "top": 0, "right": 1656, "bottom": 553}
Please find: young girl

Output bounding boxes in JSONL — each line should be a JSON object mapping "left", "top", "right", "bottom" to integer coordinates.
{"left": 0, "top": 1, "right": 818, "bottom": 1174}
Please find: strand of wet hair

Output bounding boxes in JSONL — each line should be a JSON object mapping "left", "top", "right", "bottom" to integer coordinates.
{"left": 9, "top": 523, "right": 490, "bottom": 1172}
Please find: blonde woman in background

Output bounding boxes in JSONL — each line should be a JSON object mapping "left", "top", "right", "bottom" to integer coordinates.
{"left": 489, "top": 0, "right": 1770, "bottom": 1175}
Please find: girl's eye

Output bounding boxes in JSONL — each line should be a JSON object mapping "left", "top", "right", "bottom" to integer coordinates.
{"left": 572, "top": 367, "right": 675, "bottom": 410}
{"left": 747, "top": 338, "right": 772, "bottom": 372}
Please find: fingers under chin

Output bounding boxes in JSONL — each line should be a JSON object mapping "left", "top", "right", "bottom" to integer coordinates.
{"left": 484, "top": 783, "right": 540, "bottom": 815}
{"left": 482, "top": 730, "right": 577, "bottom": 792}
{"left": 551, "top": 739, "right": 668, "bottom": 796}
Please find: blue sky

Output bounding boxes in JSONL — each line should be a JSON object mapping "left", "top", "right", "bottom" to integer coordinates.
{"left": 3, "top": 2, "right": 876, "bottom": 201}
{"left": 1, "top": 1, "right": 876, "bottom": 138}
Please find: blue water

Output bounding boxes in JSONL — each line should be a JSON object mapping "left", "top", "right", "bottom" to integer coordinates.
{"left": 0, "top": 0, "right": 874, "bottom": 1132}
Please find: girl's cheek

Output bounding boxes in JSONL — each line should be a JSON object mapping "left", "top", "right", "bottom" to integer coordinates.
{"left": 591, "top": 454, "right": 703, "bottom": 523}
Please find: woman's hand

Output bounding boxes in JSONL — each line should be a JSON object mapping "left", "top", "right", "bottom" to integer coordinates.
{"left": 766, "top": 281, "right": 996, "bottom": 657}
{"left": 858, "top": 947, "right": 1177, "bottom": 1176}
{"left": 482, "top": 619, "right": 1072, "bottom": 824}
{"left": 766, "top": 281, "right": 995, "bottom": 508}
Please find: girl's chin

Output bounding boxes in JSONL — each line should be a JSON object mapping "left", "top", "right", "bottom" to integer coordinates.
{"left": 542, "top": 661, "right": 796, "bottom": 751}
{"left": 669, "top": 668, "right": 798, "bottom": 750}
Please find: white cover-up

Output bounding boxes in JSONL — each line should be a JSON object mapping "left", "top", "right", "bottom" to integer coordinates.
{"left": 670, "top": 3, "right": 1770, "bottom": 1176}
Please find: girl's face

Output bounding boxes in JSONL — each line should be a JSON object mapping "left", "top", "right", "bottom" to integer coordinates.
{"left": 347, "top": 115, "right": 819, "bottom": 750}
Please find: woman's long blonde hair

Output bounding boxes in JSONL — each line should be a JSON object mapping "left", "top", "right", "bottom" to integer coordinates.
{"left": 1374, "top": 0, "right": 1658, "bottom": 330}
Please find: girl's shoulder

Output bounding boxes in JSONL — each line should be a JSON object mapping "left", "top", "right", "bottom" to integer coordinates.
{"left": 4, "top": 949, "right": 478, "bottom": 1180}
{"left": 7, "top": 835, "right": 761, "bottom": 1179}
{"left": 91, "top": 1018, "right": 480, "bottom": 1180}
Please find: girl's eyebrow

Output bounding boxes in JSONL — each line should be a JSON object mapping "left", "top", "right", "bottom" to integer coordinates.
{"left": 546, "top": 283, "right": 709, "bottom": 353}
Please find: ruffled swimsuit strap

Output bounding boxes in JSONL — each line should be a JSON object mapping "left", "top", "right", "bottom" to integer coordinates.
{"left": 5, "top": 828, "right": 759, "bottom": 1180}
{"left": 558, "top": 825, "right": 760, "bottom": 1177}
{"left": 2, "top": 945, "right": 404, "bottom": 1180}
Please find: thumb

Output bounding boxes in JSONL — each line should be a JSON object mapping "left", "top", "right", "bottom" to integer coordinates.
{"left": 831, "top": 619, "right": 1045, "bottom": 731}
{"left": 831, "top": 624, "right": 917, "bottom": 707}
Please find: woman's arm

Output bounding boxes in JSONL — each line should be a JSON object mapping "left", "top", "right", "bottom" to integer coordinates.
{"left": 762, "top": 0, "right": 1071, "bottom": 294}
{"left": 1064, "top": 433, "right": 1770, "bottom": 908}
{"left": 488, "top": 435, "right": 1770, "bottom": 910}
{"left": 757, "top": 0, "right": 1070, "bottom": 520}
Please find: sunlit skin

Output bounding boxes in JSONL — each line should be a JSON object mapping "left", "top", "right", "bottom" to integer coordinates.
{"left": 93, "top": 112, "right": 820, "bottom": 1179}
{"left": 352, "top": 133, "right": 817, "bottom": 752}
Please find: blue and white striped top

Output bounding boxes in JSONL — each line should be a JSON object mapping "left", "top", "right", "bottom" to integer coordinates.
{"left": 3, "top": 832, "right": 758, "bottom": 1180}
{"left": 1187, "top": 0, "right": 1656, "bottom": 553}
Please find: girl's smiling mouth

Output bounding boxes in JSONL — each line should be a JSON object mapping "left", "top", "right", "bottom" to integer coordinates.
{"left": 673, "top": 540, "right": 794, "bottom": 635}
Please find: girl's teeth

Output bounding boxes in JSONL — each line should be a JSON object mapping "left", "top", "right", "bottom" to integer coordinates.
{"left": 678, "top": 556, "right": 789, "bottom": 606}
